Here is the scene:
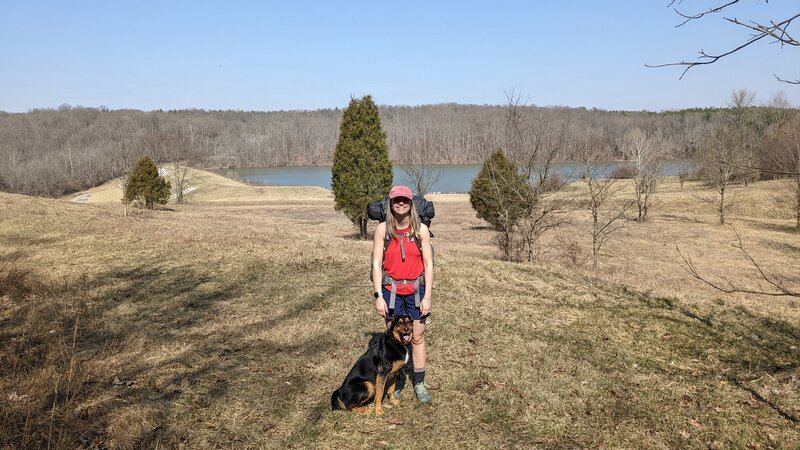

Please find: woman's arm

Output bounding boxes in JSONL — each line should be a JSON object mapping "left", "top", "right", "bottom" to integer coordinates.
{"left": 420, "top": 224, "right": 433, "bottom": 315}
{"left": 372, "top": 222, "right": 388, "bottom": 317}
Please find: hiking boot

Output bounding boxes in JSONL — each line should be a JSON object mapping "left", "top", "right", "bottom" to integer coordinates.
{"left": 413, "top": 382, "right": 432, "bottom": 404}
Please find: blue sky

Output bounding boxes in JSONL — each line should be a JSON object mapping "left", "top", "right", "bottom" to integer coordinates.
{"left": 1, "top": 1, "right": 798, "bottom": 112}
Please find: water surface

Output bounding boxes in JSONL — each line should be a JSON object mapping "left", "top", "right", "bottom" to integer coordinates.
{"left": 215, "top": 161, "right": 690, "bottom": 193}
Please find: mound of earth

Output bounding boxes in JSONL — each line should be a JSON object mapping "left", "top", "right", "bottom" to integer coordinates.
{"left": 66, "top": 166, "right": 332, "bottom": 204}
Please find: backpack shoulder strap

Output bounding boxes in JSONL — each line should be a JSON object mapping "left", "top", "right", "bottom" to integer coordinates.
{"left": 383, "top": 232, "right": 392, "bottom": 253}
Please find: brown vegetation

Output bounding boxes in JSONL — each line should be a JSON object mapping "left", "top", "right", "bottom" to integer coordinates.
{"left": 1, "top": 169, "right": 798, "bottom": 448}
{"left": 0, "top": 104, "right": 720, "bottom": 197}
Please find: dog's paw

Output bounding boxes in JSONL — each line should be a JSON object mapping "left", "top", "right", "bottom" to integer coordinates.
{"left": 374, "top": 407, "right": 384, "bottom": 416}
{"left": 389, "top": 398, "right": 400, "bottom": 406}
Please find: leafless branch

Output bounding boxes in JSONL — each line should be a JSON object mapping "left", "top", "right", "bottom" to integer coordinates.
{"left": 725, "top": 160, "right": 799, "bottom": 177}
{"left": 650, "top": 2, "right": 799, "bottom": 82}
{"left": 676, "top": 227, "right": 799, "bottom": 297}
{"left": 671, "top": 0, "right": 742, "bottom": 27}
{"left": 774, "top": 74, "right": 800, "bottom": 85}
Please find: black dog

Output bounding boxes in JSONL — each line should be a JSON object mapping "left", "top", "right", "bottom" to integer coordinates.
{"left": 331, "top": 315, "right": 414, "bottom": 415}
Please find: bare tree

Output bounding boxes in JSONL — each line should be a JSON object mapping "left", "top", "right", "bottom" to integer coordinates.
{"left": 726, "top": 89, "right": 761, "bottom": 186}
{"left": 768, "top": 91, "right": 794, "bottom": 126}
{"left": 697, "top": 124, "right": 746, "bottom": 224}
{"left": 762, "top": 113, "right": 800, "bottom": 229}
{"left": 578, "top": 129, "right": 635, "bottom": 270}
{"left": 678, "top": 159, "right": 691, "bottom": 191}
{"left": 171, "top": 162, "right": 193, "bottom": 204}
{"left": 649, "top": 1, "right": 800, "bottom": 84}
{"left": 398, "top": 139, "right": 441, "bottom": 196}
{"left": 622, "top": 128, "right": 667, "bottom": 222}
{"left": 503, "top": 90, "right": 574, "bottom": 262}
{"left": 677, "top": 227, "right": 799, "bottom": 296}
{"left": 117, "top": 174, "right": 131, "bottom": 217}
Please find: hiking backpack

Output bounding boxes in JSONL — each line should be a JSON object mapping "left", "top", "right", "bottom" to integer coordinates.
{"left": 367, "top": 194, "right": 435, "bottom": 309}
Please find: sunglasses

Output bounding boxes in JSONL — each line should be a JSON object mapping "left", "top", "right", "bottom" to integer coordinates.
{"left": 391, "top": 197, "right": 411, "bottom": 205}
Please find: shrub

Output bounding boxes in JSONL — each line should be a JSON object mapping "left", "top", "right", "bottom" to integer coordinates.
{"left": 0, "top": 260, "right": 37, "bottom": 299}
{"left": 469, "top": 148, "right": 532, "bottom": 231}
{"left": 609, "top": 165, "right": 635, "bottom": 179}
{"left": 123, "top": 156, "right": 171, "bottom": 209}
{"left": 539, "top": 173, "right": 563, "bottom": 193}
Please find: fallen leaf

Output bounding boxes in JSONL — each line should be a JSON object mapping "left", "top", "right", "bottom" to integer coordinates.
{"left": 689, "top": 418, "right": 702, "bottom": 429}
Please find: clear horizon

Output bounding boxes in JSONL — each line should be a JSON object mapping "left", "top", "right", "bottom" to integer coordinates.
{"left": 2, "top": 1, "right": 798, "bottom": 113}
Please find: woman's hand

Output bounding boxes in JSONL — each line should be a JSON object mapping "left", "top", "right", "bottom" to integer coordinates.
{"left": 375, "top": 297, "right": 387, "bottom": 318}
{"left": 420, "top": 297, "right": 431, "bottom": 317}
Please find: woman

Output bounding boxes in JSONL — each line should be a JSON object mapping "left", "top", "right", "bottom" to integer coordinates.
{"left": 372, "top": 185, "right": 434, "bottom": 403}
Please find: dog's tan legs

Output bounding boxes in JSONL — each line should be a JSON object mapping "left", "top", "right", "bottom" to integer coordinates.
{"left": 388, "top": 359, "right": 407, "bottom": 406}
{"left": 387, "top": 374, "right": 400, "bottom": 406}
{"left": 374, "top": 374, "right": 386, "bottom": 416}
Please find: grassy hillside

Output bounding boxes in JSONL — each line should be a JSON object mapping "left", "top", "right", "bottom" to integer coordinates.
{"left": 2, "top": 170, "right": 799, "bottom": 449}
{"left": 65, "top": 166, "right": 332, "bottom": 204}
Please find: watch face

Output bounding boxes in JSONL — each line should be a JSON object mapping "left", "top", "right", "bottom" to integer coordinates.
{"left": 374, "top": 292, "right": 380, "bottom": 299}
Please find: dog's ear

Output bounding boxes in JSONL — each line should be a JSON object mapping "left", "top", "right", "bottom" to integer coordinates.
{"left": 390, "top": 315, "right": 408, "bottom": 332}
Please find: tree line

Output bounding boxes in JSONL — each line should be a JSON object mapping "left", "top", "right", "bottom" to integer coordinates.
{"left": 0, "top": 98, "right": 794, "bottom": 198}
{"left": 466, "top": 89, "right": 800, "bottom": 278}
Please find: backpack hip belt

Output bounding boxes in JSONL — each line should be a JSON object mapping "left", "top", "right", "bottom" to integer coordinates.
{"left": 382, "top": 273, "right": 425, "bottom": 309}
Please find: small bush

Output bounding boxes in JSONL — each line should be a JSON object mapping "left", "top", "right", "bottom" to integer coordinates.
{"left": 124, "top": 156, "right": 171, "bottom": 209}
{"left": 609, "top": 165, "right": 635, "bottom": 179}
{"left": 539, "top": 173, "right": 563, "bottom": 193}
{"left": 556, "top": 236, "right": 585, "bottom": 267}
{"left": 469, "top": 148, "right": 532, "bottom": 231}
{"left": 0, "top": 260, "right": 38, "bottom": 299}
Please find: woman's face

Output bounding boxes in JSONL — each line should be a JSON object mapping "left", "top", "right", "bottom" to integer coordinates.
{"left": 391, "top": 197, "right": 411, "bottom": 215}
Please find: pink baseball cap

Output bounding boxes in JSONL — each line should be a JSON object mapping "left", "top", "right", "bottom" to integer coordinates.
{"left": 388, "top": 185, "right": 413, "bottom": 200}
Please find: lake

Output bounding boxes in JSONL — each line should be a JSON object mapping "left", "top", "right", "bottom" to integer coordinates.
{"left": 214, "top": 161, "right": 691, "bottom": 194}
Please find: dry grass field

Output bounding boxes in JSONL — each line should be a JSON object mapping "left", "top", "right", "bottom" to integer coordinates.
{"left": 2, "top": 169, "right": 799, "bottom": 449}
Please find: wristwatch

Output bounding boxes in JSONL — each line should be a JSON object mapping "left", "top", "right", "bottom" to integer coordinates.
{"left": 373, "top": 291, "right": 380, "bottom": 299}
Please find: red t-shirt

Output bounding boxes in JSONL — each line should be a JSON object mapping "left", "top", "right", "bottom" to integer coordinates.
{"left": 382, "top": 226, "right": 425, "bottom": 295}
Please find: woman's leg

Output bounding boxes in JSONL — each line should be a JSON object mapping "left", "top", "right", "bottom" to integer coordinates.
{"left": 411, "top": 318, "right": 426, "bottom": 370}
{"left": 411, "top": 285, "right": 427, "bottom": 370}
{"left": 411, "top": 317, "right": 431, "bottom": 402}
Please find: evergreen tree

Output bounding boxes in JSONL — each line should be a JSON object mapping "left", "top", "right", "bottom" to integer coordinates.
{"left": 124, "top": 156, "right": 171, "bottom": 209}
{"left": 331, "top": 96, "right": 393, "bottom": 238}
{"left": 469, "top": 148, "right": 532, "bottom": 231}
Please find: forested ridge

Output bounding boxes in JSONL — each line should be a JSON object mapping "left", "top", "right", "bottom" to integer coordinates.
{"left": 0, "top": 103, "right": 778, "bottom": 197}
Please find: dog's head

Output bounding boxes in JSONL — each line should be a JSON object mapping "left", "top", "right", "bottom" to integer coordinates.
{"left": 389, "top": 315, "right": 413, "bottom": 345}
